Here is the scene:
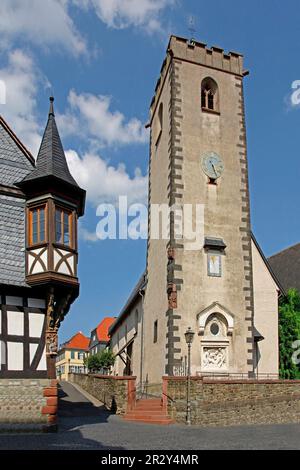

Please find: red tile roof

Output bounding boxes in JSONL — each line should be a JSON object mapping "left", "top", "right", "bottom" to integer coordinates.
{"left": 64, "top": 332, "right": 89, "bottom": 350}
{"left": 96, "top": 317, "right": 116, "bottom": 342}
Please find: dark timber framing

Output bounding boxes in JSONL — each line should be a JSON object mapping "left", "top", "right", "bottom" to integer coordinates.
{"left": 0, "top": 292, "right": 47, "bottom": 378}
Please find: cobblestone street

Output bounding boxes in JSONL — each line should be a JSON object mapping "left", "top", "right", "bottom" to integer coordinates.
{"left": 0, "top": 382, "right": 300, "bottom": 450}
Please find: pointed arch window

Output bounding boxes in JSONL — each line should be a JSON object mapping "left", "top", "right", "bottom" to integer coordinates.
{"left": 201, "top": 77, "right": 219, "bottom": 113}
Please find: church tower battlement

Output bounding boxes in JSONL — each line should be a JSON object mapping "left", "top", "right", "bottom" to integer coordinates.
{"left": 149, "top": 35, "right": 246, "bottom": 121}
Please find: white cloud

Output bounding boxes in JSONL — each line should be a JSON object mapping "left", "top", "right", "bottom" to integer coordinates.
{"left": 0, "top": 49, "right": 148, "bottom": 214}
{"left": 0, "top": 55, "right": 148, "bottom": 208}
{"left": 59, "top": 90, "right": 148, "bottom": 147}
{"left": 79, "top": 224, "right": 99, "bottom": 242}
{"left": 74, "top": 0, "right": 175, "bottom": 33}
{"left": 0, "top": 0, "right": 87, "bottom": 56}
{"left": 0, "top": 49, "right": 45, "bottom": 155}
{"left": 66, "top": 149, "right": 148, "bottom": 206}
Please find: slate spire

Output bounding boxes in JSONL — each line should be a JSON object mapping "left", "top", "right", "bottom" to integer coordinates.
{"left": 21, "top": 97, "right": 78, "bottom": 187}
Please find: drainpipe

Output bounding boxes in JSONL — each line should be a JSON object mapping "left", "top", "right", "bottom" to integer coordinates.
{"left": 138, "top": 288, "right": 145, "bottom": 392}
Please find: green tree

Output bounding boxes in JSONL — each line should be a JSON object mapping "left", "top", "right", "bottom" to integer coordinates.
{"left": 279, "top": 289, "right": 300, "bottom": 379}
{"left": 84, "top": 349, "right": 115, "bottom": 373}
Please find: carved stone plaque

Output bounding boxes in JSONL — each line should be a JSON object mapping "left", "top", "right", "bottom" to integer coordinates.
{"left": 202, "top": 347, "right": 226, "bottom": 370}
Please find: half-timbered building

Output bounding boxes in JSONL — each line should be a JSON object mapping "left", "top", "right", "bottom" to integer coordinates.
{"left": 0, "top": 98, "right": 85, "bottom": 430}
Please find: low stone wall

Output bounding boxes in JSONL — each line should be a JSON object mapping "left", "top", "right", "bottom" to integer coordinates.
{"left": 69, "top": 373, "right": 136, "bottom": 415}
{"left": 0, "top": 378, "right": 58, "bottom": 432}
{"left": 164, "top": 377, "right": 300, "bottom": 427}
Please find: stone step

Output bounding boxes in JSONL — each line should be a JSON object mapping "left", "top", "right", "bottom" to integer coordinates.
{"left": 136, "top": 399, "right": 162, "bottom": 404}
{"left": 135, "top": 400, "right": 162, "bottom": 407}
{"left": 123, "top": 416, "right": 174, "bottom": 425}
{"left": 124, "top": 397, "right": 173, "bottom": 425}
{"left": 125, "top": 413, "right": 171, "bottom": 419}
{"left": 135, "top": 404, "right": 163, "bottom": 410}
{"left": 126, "top": 409, "right": 165, "bottom": 416}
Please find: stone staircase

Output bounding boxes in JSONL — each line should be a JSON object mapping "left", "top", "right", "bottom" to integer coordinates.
{"left": 123, "top": 398, "right": 174, "bottom": 425}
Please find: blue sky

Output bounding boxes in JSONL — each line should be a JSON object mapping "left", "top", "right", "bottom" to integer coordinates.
{"left": 0, "top": 0, "right": 299, "bottom": 342}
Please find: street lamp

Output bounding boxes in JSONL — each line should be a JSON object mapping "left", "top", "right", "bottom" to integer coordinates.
{"left": 253, "top": 327, "right": 264, "bottom": 379}
{"left": 185, "top": 327, "right": 195, "bottom": 426}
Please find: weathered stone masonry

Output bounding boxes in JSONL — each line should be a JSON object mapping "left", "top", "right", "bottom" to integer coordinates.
{"left": 164, "top": 377, "right": 300, "bottom": 426}
{"left": 0, "top": 378, "right": 57, "bottom": 430}
{"left": 69, "top": 373, "right": 136, "bottom": 415}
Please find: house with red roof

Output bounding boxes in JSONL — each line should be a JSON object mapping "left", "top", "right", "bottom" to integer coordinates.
{"left": 56, "top": 332, "right": 89, "bottom": 381}
{"left": 89, "top": 317, "right": 116, "bottom": 356}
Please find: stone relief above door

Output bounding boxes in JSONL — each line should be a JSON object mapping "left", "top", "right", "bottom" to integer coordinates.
{"left": 197, "top": 302, "right": 235, "bottom": 375}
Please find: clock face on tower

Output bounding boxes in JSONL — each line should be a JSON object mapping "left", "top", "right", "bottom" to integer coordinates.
{"left": 201, "top": 152, "right": 224, "bottom": 180}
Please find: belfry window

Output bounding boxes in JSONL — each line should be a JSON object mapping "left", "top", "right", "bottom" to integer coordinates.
{"left": 29, "top": 206, "right": 46, "bottom": 245}
{"left": 55, "top": 208, "right": 72, "bottom": 247}
{"left": 201, "top": 77, "right": 219, "bottom": 112}
{"left": 207, "top": 90, "right": 214, "bottom": 110}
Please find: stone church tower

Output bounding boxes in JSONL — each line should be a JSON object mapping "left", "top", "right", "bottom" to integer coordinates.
{"left": 110, "top": 35, "right": 281, "bottom": 385}
{"left": 141, "top": 35, "right": 280, "bottom": 381}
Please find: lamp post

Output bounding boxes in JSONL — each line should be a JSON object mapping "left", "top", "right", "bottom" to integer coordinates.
{"left": 253, "top": 328, "right": 264, "bottom": 379}
{"left": 185, "top": 327, "right": 195, "bottom": 426}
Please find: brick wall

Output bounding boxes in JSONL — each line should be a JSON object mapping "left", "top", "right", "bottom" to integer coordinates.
{"left": 164, "top": 377, "right": 300, "bottom": 426}
{"left": 0, "top": 378, "right": 57, "bottom": 431}
{"left": 69, "top": 373, "right": 136, "bottom": 415}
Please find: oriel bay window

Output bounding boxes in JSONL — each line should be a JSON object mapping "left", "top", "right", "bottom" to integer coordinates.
{"left": 28, "top": 205, "right": 46, "bottom": 245}
{"left": 26, "top": 200, "right": 77, "bottom": 280}
{"left": 27, "top": 204, "right": 75, "bottom": 248}
{"left": 22, "top": 97, "right": 84, "bottom": 286}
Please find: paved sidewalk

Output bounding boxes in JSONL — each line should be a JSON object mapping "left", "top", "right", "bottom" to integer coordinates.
{"left": 58, "top": 381, "right": 108, "bottom": 418}
{"left": 0, "top": 381, "right": 300, "bottom": 450}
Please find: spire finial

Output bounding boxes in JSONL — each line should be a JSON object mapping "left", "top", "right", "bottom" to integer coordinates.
{"left": 49, "top": 96, "right": 55, "bottom": 116}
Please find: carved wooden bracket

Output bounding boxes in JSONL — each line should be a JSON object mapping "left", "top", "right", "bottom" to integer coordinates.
{"left": 46, "top": 329, "right": 58, "bottom": 356}
{"left": 46, "top": 289, "right": 72, "bottom": 356}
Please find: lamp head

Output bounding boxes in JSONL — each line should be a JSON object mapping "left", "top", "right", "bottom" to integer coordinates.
{"left": 185, "top": 327, "right": 195, "bottom": 345}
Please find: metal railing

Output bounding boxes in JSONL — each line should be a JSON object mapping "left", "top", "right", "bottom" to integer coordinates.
{"left": 196, "top": 372, "right": 279, "bottom": 381}
{"left": 136, "top": 376, "right": 163, "bottom": 400}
